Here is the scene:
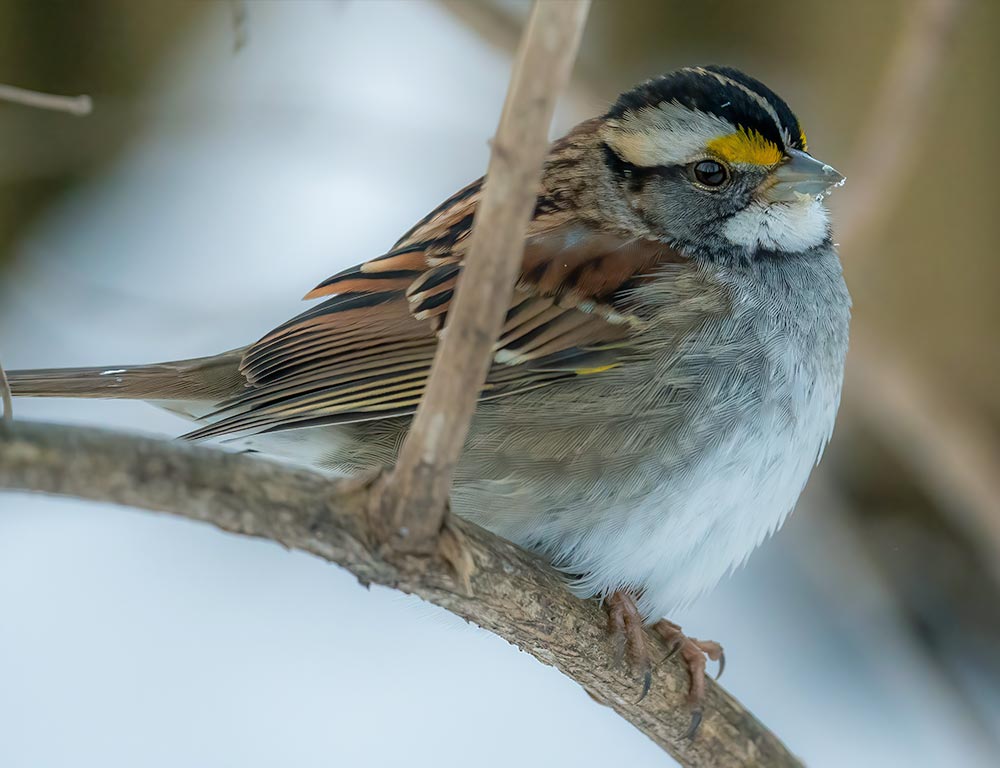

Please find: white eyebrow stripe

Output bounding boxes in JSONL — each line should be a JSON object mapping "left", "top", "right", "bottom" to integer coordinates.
{"left": 605, "top": 100, "right": 737, "bottom": 166}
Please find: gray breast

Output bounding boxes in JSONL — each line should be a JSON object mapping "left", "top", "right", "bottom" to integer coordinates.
{"left": 451, "top": 244, "right": 850, "bottom": 615}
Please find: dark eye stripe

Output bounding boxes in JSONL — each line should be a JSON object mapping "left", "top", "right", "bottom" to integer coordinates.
{"left": 601, "top": 143, "right": 680, "bottom": 187}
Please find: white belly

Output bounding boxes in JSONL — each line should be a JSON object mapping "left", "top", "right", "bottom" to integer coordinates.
{"left": 451, "top": 253, "right": 850, "bottom": 620}
{"left": 561, "top": 389, "right": 838, "bottom": 620}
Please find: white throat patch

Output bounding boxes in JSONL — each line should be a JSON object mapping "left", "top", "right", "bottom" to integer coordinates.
{"left": 722, "top": 198, "right": 830, "bottom": 253}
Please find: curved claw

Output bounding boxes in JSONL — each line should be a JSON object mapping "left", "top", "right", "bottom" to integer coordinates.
{"left": 715, "top": 650, "right": 726, "bottom": 680}
{"left": 638, "top": 668, "right": 652, "bottom": 702}
{"left": 651, "top": 619, "right": 725, "bottom": 716}
{"left": 665, "top": 638, "right": 683, "bottom": 660}
{"left": 685, "top": 709, "right": 703, "bottom": 740}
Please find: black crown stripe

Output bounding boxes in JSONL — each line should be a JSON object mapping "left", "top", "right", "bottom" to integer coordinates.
{"left": 607, "top": 67, "right": 802, "bottom": 153}
{"left": 702, "top": 65, "right": 804, "bottom": 150}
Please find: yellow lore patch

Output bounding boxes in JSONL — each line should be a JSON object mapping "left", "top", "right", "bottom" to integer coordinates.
{"left": 707, "top": 128, "right": 784, "bottom": 167}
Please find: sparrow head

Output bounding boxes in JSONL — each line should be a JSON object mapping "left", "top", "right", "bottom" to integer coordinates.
{"left": 598, "top": 65, "right": 844, "bottom": 259}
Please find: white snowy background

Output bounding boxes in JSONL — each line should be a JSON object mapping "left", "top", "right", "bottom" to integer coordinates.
{"left": 1, "top": 3, "right": 994, "bottom": 767}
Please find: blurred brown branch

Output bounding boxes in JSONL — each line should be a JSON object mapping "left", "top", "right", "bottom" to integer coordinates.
{"left": 0, "top": 420, "right": 802, "bottom": 768}
{"left": 836, "top": 0, "right": 965, "bottom": 254}
{"left": 845, "top": 348, "right": 1000, "bottom": 582}
{"left": 835, "top": 0, "right": 1000, "bottom": 577}
{"left": 0, "top": 83, "right": 92, "bottom": 116}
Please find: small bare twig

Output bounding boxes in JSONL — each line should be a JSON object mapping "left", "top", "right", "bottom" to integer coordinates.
{"left": 0, "top": 359, "right": 12, "bottom": 424}
{"left": 0, "top": 420, "right": 802, "bottom": 768}
{"left": 374, "top": 0, "right": 591, "bottom": 553}
{"left": 229, "top": 0, "right": 249, "bottom": 53}
{"left": 0, "top": 83, "right": 92, "bottom": 116}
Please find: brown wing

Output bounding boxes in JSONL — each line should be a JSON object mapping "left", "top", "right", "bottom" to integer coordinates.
{"left": 185, "top": 179, "right": 683, "bottom": 441}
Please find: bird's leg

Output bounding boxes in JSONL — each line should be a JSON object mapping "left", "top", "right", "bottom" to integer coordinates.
{"left": 604, "top": 590, "right": 652, "bottom": 699}
{"left": 652, "top": 618, "right": 725, "bottom": 713}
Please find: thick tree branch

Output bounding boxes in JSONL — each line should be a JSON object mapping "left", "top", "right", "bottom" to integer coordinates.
{"left": 0, "top": 419, "right": 801, "bottom": 768}
{"left": 375, "top": 0, "right": 590, "bottom": 552}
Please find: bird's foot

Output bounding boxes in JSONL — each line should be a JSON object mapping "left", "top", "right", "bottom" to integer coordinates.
{"left": 652, "top": 618, "right": 725, "bottom": 733}
{"left": 605, "top": 590, "right": 653, "bottom": 700}
{"left": 602, "top": 596, "right": 725, "bottom": 738}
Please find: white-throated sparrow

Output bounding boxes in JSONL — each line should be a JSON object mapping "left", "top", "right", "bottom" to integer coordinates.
{"left": 9, "top": 66, "right": 850, "bottom": 709}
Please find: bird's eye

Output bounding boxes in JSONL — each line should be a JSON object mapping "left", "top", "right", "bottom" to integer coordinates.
{"left": 692, "top": 160, "right": 729, "bottom": 188}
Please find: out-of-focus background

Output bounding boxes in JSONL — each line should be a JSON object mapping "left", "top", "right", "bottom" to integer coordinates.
{"left": 1, "top": 1, "right": 997, "bottom": 766}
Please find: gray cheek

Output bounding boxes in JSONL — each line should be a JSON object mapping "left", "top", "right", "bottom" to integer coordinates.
{"left": 638, "top": 174, "right": 764, "bottom": 247}
{"left": 637, "top": 178, "right": 732, "bottom": 241}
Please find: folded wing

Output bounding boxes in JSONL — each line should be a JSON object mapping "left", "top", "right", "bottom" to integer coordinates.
{"left": 185, "top": 178, "right": 683, "bottom": 441}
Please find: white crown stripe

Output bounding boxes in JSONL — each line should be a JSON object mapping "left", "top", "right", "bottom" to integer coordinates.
{"left": 684, "top": 67, "right": 789, "bottom": 149}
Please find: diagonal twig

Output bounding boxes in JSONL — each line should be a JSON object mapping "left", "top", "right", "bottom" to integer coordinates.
{"left": 373, "top": 0, "right": 591, "bottom": 553}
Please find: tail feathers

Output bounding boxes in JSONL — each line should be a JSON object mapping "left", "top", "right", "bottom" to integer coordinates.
{"left": 7, "top": 349, "right": 247, "bottom": 403}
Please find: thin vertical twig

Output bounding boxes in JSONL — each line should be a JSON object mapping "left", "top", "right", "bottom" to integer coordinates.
{"left": 0, "top": 359, "right": 12, "bottom": 424}
{"left": 373, "top": 0, "right": 591, "bottom": 553}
